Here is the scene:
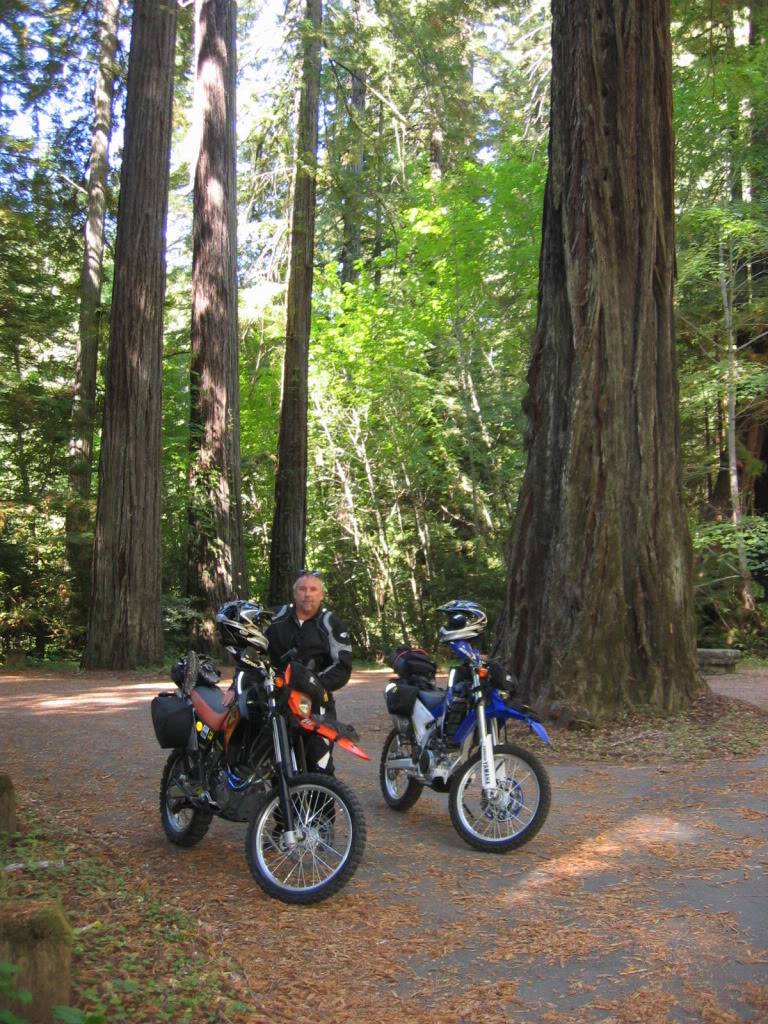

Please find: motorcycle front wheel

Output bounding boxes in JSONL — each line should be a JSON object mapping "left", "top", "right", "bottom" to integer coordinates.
{"left": 245, "top": 773, "right": 367, "bottom": 904}
{"left": 160, "top": 749, "right": 213, "bottom": 847}
{"left": 379, "top": 727, "right": 423, "bottom": 811}
{"left": 449, "top": 742, "right": 550, "bottom": 853}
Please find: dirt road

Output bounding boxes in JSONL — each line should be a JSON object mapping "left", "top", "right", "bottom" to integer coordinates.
{"left": 2, "top": 667, "right": 767, "bottom": 1023}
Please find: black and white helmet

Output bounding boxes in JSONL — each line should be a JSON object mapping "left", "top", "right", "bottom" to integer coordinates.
{"left": 215, "top": 600, "right": 269, "bottom": 653}
{"left": 437, "top": 599, "right": 487, "bottom": 643}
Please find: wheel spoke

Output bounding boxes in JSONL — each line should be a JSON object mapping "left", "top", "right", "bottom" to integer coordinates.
{"left": 456, "top": 749, "right": 541, "bottom": 844}
{"left": 385, "top": 736, "right": 411, "bottom": 796}
{"left": 252, "top": 782, "right": 353, "bottom": 893}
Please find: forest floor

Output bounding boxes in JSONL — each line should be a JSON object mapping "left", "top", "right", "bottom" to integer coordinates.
{"left": 1, "top": 665, "right": 767, "bottom": 1024}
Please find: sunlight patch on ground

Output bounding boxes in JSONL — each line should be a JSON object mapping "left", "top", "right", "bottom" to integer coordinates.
{"left": 0, "top": 681, "right": 164, "bottom": 714}
{"left": 500, "top": 814, "right": 700, "bottom": 906}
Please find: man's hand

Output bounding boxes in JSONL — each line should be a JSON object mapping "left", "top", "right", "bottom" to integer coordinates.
{"left": 290, "top": 660, "right": 326, "bottom": 705}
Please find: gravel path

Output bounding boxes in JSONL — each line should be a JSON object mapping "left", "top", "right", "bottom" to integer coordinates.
{"left": 2, "top": 666, "right": 767, "bottom": 1023}
{"left": 707, "top": 668, "right": 768, "bottom": 710}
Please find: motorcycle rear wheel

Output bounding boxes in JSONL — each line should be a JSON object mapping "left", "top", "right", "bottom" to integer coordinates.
{"left": 245, "top": 773, "right": 366, "bottom": 904}
{"left": 449, "top": 742, "right": 550, "bottom": 852}
{"left": 160, "top": 750, "right": 213, "bottom": 847}
{"left": 379, "top": 728, "right": 423, "bottom": 811}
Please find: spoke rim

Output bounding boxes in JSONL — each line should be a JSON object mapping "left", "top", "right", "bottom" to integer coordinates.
{"left": 456, "top": 752, "right": 540, "bottom": 843}
{"left": 384, "top": 734, "right": 412, "bottom": 798}
{"left": 254, "top": 784, "right": 353, "bottom": 892}
{"left": 165, "top": 759, "right": 194, "bottom": 831}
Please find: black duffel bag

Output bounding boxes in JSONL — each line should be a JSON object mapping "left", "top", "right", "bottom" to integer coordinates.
{"left": 385, "top": 676, "right": 441, "bottom": 716}
{"left": 389, "top": 644, "right": 437, "bottom": 682}
{"left": 385, "top": 681, "right": 421, "bottom": 716}
{"left": 151, "top": 691, "right": 193, "bottom": 748}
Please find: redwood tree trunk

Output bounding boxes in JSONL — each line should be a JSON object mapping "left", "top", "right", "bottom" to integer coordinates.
{"left": 268, "top": 0, "right": 322, "bottom": 605}
{"left": 340, "top": 1, "right": 365, "bottom": 286}
{"left": 750, "top": 2, "right": 767, "bottom": 212}
{"left": 497, "top": 0, "right": 701, "bottom": 718}
{"left": 187, "top": 0, "right": 246, "bottom": 643}
{"left": 66, "top": 0, "right": 120, "bottom": 622}
{"left": 83, "top": 0, "right": 177, "bottom": 669}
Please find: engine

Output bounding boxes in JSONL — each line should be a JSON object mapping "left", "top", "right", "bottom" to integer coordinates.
{"left": 417, "top": 732, "right": 463, "bottom": 787}
{"left": 211, "top": 763, "right": 269, "bottom": 821}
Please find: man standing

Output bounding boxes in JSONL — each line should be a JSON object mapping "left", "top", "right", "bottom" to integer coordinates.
{"left": 266, "top": 571, "right": 353, "bottom": 773}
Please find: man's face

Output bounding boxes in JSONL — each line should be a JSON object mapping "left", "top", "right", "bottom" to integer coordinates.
{"left": 294, "top": 575, "right": 324, "bottom": 619}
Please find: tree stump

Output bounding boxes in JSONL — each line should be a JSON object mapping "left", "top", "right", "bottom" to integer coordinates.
{"left": 3, "top": 650, "right": 27, "bottom": 670}
{"left": 0, "top": 900, "right": 73, "bottom": 1023}
{"left": 0, "top": 775, "right": 16, "bottom": 835}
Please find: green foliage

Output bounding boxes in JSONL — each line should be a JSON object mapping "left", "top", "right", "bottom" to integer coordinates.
{"left": 0, "top": 818, "right": 242, "bottom": 1024}
{"left": 0, "top": 509, "right": 78, "bottom": 661}
{"left": 672, "top": 3, "right": 768, "bottom": 663}
{"left": 305, "top": 148, "right": 544, "bottom": 651}
{"left": 7, "top": 0, "right": 768, "bottom": 668}
{"left": 691, "top": 516, "right": 768, "bottom": 653}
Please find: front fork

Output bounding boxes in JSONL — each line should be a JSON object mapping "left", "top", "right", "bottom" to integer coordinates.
{"left": 271, "top": 705, "right": 299, "bottom": 839}
{"left": 476, "top": 695, "right": 500, "bottom": 792}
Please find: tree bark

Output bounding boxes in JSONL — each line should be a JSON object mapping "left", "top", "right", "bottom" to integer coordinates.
{"left": 750, "top": 1, "right": 767, "bottom": 211}
{"left": 66, "top": 0, "right": 120, "bottom": 623}
{"left": 83, "top": 0, "right": 178, "bottom": 669}
{"left": 497, "top": 0, "right": 701, "bottom": 718}
{"left": 187, "top": 0, "right": 246, "bottom": 645}
{"left": 720, "top": 240, "right": 757, "bottom": 612}
{"left": 268, "top": 0, "right": 322, "bottom": 606}
{"left": 340, "top": 2, "right": 366, "bottom": 286}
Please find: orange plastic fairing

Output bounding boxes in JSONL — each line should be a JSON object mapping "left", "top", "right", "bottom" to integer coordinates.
{"left": 336, "top": 736, "right": 371, "bottom": 761}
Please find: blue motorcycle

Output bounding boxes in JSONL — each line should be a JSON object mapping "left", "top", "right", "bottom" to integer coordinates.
{"left": 380, "top": 601, "right": 551, "bottom": 852}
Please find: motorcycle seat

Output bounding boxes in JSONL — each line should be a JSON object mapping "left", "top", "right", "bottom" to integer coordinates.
{"left": 190, "top": 684, "right": 235, "bottom": 732}
{"left": 417, "top": 689, "right": 446, "bottom": 712}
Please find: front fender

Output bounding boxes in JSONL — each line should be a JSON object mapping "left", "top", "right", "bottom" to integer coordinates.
{"left": 453, "top": 692, "right": 550, "bottom": 746}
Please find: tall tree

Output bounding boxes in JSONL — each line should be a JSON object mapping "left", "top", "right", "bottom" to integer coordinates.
{"left": 268, "top": 0, "right": 322, "bottom": 605}
{"left": 83, "top": 0, "right": 178, "bottom": 669}
{"left": 497, "top": 0, "right": 701, "bottom": 718}
{"left": 750, "top": 1, "right": 767, "bottom": 213}
{"left": 66, "top": 0, "right": 121, "bottom": 624}
{"left": 335, "top": 0, "right": 366, "bottom": 285}
{"left": 187, "top": 0, "right": 246, "bottom": 643}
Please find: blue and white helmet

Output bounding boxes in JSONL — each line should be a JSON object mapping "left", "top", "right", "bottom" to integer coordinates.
{"left": 437, "top": 600, "right": 487, "bottom": 643}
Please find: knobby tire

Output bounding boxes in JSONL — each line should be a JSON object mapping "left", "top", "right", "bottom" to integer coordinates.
{"left": 159, "top": 749, "right": 213, "bottom": 847}
{"left": 379, "top": 727, "right": 423, "bottom": 811}
{"left": 245, "top": 772, "right": 366, "bottom": 905}
{"left": 448, "top": 742, "right": 550, "bottom": 853}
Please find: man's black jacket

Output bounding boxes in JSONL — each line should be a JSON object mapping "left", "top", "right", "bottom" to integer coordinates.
{"left": 266, "top": 604, "right": 353, "bottom": 695}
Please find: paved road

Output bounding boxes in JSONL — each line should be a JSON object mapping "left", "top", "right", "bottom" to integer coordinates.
{"left": 708, "top": 669, "right": 768, "bottom": 710}
{"left": 2, "top": 667, "right": 767, "bottom": 1024}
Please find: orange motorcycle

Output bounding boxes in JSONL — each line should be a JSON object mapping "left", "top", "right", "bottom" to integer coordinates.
{"left": 150, "top": 603, "right": 368, "bottom": 904}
